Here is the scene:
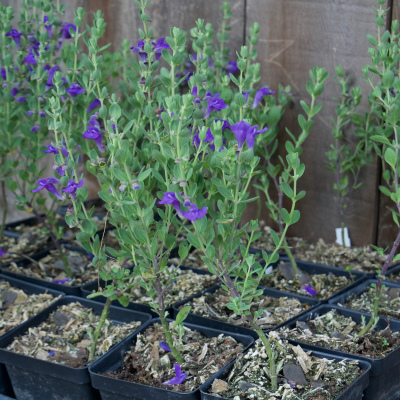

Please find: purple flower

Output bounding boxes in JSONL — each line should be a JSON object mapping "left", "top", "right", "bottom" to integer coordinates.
{"left": 62, "top": 179, "right": 84, "bottom": 200}
{"left": 301, "top": 284, "right": 317, "bottom": 297}
{"left": 10, "top": 88, "right": 19, "bottom": 97}
{"left": 158, "top": 192, "right": 207, "bottom": 221}
{"left": 163, "top": 364, "right": 187, "bottom": 386}
{"left": 6, "top": 29, "right": 22, "bottom": 49}
{"left": 87, "top": 98, "right": 101, "bottom": 113}
{"left": 24, "top": 51, "right": 37, "bottom": 64}
{"left": 159, "top": 341, "right": 171, "bottom": 352}
{"left": 130, "top": 40, "right": 147, "bottom": 63}
{"left": 0, "top": 248, "right": 10, "bottom": 257}
{"left": 243, "top": 90, "right": 251, "bottom": 103}
{"left": 1, "top": 68, "right": 6, "bottom": 80}
{"left": 86, "top": 252, "right": 94, "bottom": 261}
{"left": 31, "top": 125, "right": 39, "bottom": 132}
{"left": 60, "top": 23, "right": 77, "bottom": 40}
{"left": 132, "top": 183, "right": 141, "bottom": 190}
{"left": 252, "top": 87, "right": 276, "bottom": 109}
{"left": 44, "top": 16, "right": 52, "bottom": 38}
{"left": 229, "top": 121, "right": 267, "bottom": 150}
{"left": 66, "top": 83, "right": 84, "bottom": 98}
{"left": 15, "top": 96, "right": 27, "bottom": 103}
{"left": 204, "top": 91, "right": 227, "bottom": 118}
{"left": 26, "top": 110, "right": 34, "bottom": 116}
{"left": 31, "top": 177, "right": 63, "bottom": 200}
{"left": 182, "top": 204, "right": 207, "bottom": 221}
{"left": 83, "top": 121, "right": 105, "bottom": 152}
{"left": 42, "top": 145, "right": 59, "bottom": 155}
{"left": 193, "top": 129, "right": 214, "bottom": 148}
{"left": 53, "top": 278, "right": 71, "bottom": 284}
{"left": 157, "top": 192, "right": 183, "bottom": 218}
{"left": 225, "top": 61, "right": 238, "bottom": 74}
{"left": 151, "top": 37, "right": 170, "bottom": 60}
{"left": 39, "top": 111, "right": 46, "bottom": 118}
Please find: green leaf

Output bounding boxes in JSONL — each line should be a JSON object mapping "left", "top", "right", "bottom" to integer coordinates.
{"left": 173, "top": 305, "right": 191, "bottom": 327}
{"left": 109, "top": 103, "right": 121, "bottom": 119}
{"left": 138, "top": 168, "right": 151, "bottom": 181}
{"left": 384, "top": 147, "right": 397, "bottom": 169}
{"left": 281, "top": 208, "right": 291, "bottom": 225}
{"left": 379, "top": 185, "right": 392, "bottom": 197}
{"left": 291, "top": 210, "right": 300, "bottom": 224}
{"left": 270, "top": 229, "right": 280, "bottom": 246}
{"left": 117, "top": 296, "right": 129, "bottom": 307}
{"left": 371, "top": 135, "right": 391, "bottom": 145}
{"left": 217, "top": 186, "right": 233, "bottom": 201}
{"left": 367, "top": 34, "right": 377, "bottom": 46}
{"left": 281, "top": 182, "right": 294, "bottom": 199}
{"left": 187, "top": 232, "right": 201, "bottom": 249}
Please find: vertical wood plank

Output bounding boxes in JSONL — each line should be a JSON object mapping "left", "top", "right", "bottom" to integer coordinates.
{"left": 245, "top": 0, "right": 390, "bottom": 247}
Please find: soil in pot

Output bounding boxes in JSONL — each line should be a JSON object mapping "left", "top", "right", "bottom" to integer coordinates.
{"left": 0, "top": 228, "right": 50, "bottom": 265}
{"left": 124, "top": 266, "right": 218, "bottom": 306}
{"left": 178, "top": 287, "right": 313, "bottom": 330}
{"left": 339, "top": 284, "right": 400, "bottom": 320}
{"left": 245, "top": 225, "right": 387, "bottom": 274}
{"left": 0, "top": 279, "right": 62, "bottom": 336}
{"left": 279, "top": 309, "right": 400, "bottom": 358}
{"left": 6, "top": 301, "right": 142, "bottom": 367}
{"left": 105, "top": 322, "right": 244, "bottom": 392}
{"left": 2, "top": 249, "right": 120, "bottom": 287}
{"left": 260, "top": 261, "right": 352, "bottom": 300}
{"left": 206, "top": 335, "right": 363, "bottom": 400}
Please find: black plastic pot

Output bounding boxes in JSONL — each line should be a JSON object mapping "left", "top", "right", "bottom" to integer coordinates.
{"left": 263, "top": 256, "right": 366, "bottom": 303}
{"left": 3, "top": 216, "right": 45, "bottom": 239}
{"left": 0, "top": 296, "right": 152, "bottom": 400}
{"left": 0, "top": 274, "right": 64, "bottom": 398}
{"left": 89, "top": 318, "right": 254, "bottom": 400}
{"left": 279, "top": 304, "right": 400, "bottom": 400}
{"left": 200, "top": 348, "right": 371, "bottom": 400}
{"left": 172, "top": 283, "right": 320, "bottom": 339}
{"left": 0, "top": 244, "right": 98, "bottom": 296}
{"left": 81, "top": 265, "right": 215, "bottom": 318}
{"left": 376, "top": 263, "right": 400, "bottom": 285}
{"left": 329, "top": 279, "right": 400, "bottom": 320}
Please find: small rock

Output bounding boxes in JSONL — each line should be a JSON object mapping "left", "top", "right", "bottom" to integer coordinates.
{"left": 238, "top": 380, "right": 257, "bottom": 393}
{"left": 2, "top": 291, "right": 18, "bottom": 307}
{"left": 211, "top": 379, "right": 228, "bottom": 393}
{"left": 388, "top": 288, "right": 400, "bottom": 300}
{"left": 298, "top": 270, "right": 312, "bottom": 284}
{"left": 160, "top": 354, "right": 170, "bottom": 368}
{"left": 283, "top": 363, "right": 307, "bottom": 386}
{"left": 279, "top": 262, "right": 296, "bottom": 280}
{"left": 331, "top": 331, "right": 346, "bottom": 341}
{"left": 296, "top": 321, "right": 314, "bottom": 335}
{"left": 76, "top": 339, "right": 92, "bottom": 349}
{"left": 311, "top": 379, "right": 325, "bottom": 388}
{"left": 53, "top": 310, "right": 72, "bottom": 328}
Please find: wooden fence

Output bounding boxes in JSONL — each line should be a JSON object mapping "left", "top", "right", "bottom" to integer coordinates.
{"left": 2, "top": 0, "right": 397, "bottom": 248}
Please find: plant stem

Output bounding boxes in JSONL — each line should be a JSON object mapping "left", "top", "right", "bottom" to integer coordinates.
{"left": 89, "top": 296, "right": 112, "bottom": 360}
{"left": 159, "top": 307, "right": 184, "bottom": 364}
{"left": 0, "top": 177, "right": 7, "bottom": 239}
{"left": 341, "top": 221, "right": 346, "bottom": 248}
{"left": 282, "top": 236, "right": 298, "bottom": 275}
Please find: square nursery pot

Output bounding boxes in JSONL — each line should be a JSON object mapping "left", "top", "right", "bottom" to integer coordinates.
{"left": 0, "top": 244, "right": 99, "bottom": 296}
{"left": 81, "top": 265, "right": 215, "bottom": 318}
{"left": 377, "top": 263, "right": 400, "bottom": 285}
{"left": 264, "top": 256, "right": 366, "bottom": 303}
{"left": 0, "top": 274, "right": 64, "bottom": 397}
{"left": 3, "top": 215, "right": 45, "bottom": 239}
{"left": 88, "top": 318, "right": 255, "bottom": 400}
{"left": 172, "top": 283, "right": 320, "bottom": 339}
{"left": 329, "top": 279, "right": 400, "bottom": 321}
{"left": 279, "top": 304, "right": 400, "bottom": 400}
{"left": 199, "top": 349, "right": 371, "bottom": 400}
{"left": 0, "top": 296, "right": 152, "bottom": 400}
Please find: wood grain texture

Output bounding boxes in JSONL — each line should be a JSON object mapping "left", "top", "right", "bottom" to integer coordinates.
{"left": 245, "top": 0, "right": 390, "bottom": 247}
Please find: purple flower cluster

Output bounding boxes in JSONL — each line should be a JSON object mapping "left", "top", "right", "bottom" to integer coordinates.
{"left": 62, "top": 179, "right": 83, "bottom": 200}
{"left": 83, "top": 115, "right": 105, "bottom": 152}
{"left": 31, "top": 177, "right": 63, "bottom": 200}
{"left": 131, "top": 37, "right": 170, "bottom": 63}
{"left": 204, "top": 92, "right": 227, "bottom": 118}
{"left": 229, "top": 121, "right": 267, "bottom": 150}
{"left": 43, "top": 16, "right": 53, "bottom": 38}
{"left": 66, "top": 83, "right": 84, "bottom": 97}
{"left": 158, "top": 192, "right": 207, "bottom": 221}
{"left": 252, "top": 87, "right": 275, "bottom": 108}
